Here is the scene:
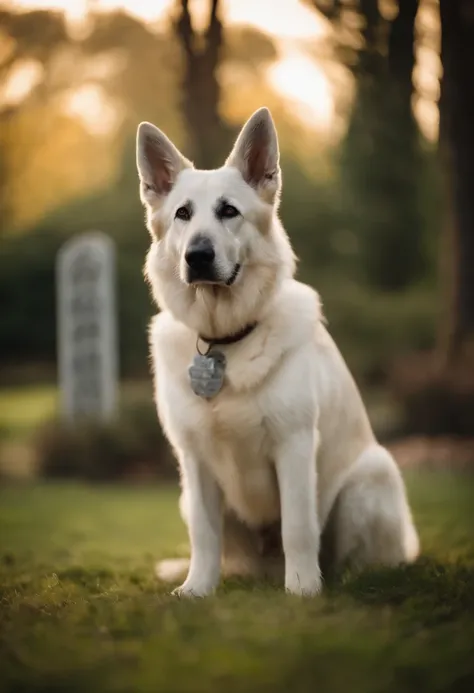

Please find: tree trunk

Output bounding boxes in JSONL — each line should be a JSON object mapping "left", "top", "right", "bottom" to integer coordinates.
{"left": 339, "top": 0, "right": 425, "bottom": 290}
{"left": 388, "top": 0, "right": 419, "bottom": 109}
{"left": 390, "top": 0, "right": 474, "bottom": 437}
{"left": 439, "top": 0, "right": 474, "bottom": 362}
{"left": 175, "top": 0, "right": 231, "bottom": 168}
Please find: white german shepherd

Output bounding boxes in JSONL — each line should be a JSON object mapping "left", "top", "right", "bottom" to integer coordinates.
{"left": 136, "top": 107, "right": 419, "bottom": 597}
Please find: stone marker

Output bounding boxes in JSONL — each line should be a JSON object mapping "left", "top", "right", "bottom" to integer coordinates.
{"left": 56, "top": 231, "right": 118, "bottom": 422}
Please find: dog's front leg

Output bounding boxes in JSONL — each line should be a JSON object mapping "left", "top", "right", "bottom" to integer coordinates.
{"left": 173, "top": 456, "right": 222, "bottom": 598}
{"left": 275, "top": 429, "right": 322, "bottom": 596}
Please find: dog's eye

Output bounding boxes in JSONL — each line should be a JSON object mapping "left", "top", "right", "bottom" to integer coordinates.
{"left": 219, "top": 204, "right": 240, "bottom": 220}
{"left": 175, "top": 206, "right": 192, "bottom": 221}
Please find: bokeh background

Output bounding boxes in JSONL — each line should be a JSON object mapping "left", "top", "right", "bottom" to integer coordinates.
{"left": 1, "top": 0, "right": 473, "bottom": 481}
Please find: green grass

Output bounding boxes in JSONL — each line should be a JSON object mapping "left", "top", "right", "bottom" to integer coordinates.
{"left": 0, "top": 381, "right": 155, "bottom": 441}
{"left": 0, "top": 385, "right": 58, "bottom": 439}
{"left": 1, "top": 473, "right": 473, "bottom": 693}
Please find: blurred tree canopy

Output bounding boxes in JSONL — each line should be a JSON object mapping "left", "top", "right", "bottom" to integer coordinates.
{"left": 2, "top": 0, "right": 472, "bottom": 434}
{"left": 307, "top": 0, "right": 431, "bottom": 291}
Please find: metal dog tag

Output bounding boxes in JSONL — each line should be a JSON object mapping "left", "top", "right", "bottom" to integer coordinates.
{"left": 188, "top": 350, "right": 226, "bottom": 399}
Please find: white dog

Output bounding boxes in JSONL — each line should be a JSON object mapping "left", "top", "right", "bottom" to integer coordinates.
{"left": 136, "top": 107, "right": 419, "bottom": 597}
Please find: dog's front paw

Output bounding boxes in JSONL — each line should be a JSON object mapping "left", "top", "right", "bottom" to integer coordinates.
{"left": 171, "top": 580, "right": 216, "bottom": 598}
{"left": 285, "top": 561, "right": 322, "bottom": 597}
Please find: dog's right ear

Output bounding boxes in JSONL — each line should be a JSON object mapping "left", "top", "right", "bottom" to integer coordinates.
{"left": 225, "top": 107, "right": 281, "bottom": 204}
{"left": 136, "top": 122, "right": 192, "bottom": 204}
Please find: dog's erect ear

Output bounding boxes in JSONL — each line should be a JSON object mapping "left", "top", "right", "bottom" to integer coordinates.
{"left": 225, "top": 107, "right": 281, "bottom": 202}
{"left": 136, "top": 122, "right": 192, "bottom": 202}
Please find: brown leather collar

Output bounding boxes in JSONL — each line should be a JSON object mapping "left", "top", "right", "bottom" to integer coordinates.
{"left": 198, "top": 322, "right": 257, "bottom": 349}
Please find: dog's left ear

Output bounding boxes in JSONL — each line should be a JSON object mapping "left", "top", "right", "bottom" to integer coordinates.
{"left": 225, "top": 107, "right": 281, "bottom": 204}
{"left": 136, "top": 122, "right": 192, "bottom": 205}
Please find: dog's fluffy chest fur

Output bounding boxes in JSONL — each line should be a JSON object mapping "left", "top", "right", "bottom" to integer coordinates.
{"left": 150, "top": 281, "right": 315, "bottom": 525}
{"left": 150, "top": 280, "right": 373, "bottom": 527}
{"left": 187, "top": 393, "right": 281, "bottom": 525}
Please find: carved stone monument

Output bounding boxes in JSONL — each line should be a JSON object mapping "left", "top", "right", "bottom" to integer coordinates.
{"left": 56, "top": 231, "right": 118, "bottom": 422}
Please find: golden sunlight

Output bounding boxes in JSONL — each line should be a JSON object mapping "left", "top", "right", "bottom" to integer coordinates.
{"left": 9, "top": 0, "right": 332, "bottom": 134}
{"left": 92, "top": 0, "right": 171, "bottom": 23}
{"left": 64, "top": 85, "right": 122, "bottom": 136}
{"left": 414, "top": 0, "right": 441, "bottom": 142}
{"left": 5, "top": 0, "right": 440, "bottom": 141}
{"left": 6, "top": 0, "right": 172, "bottom": 32}
{"left": 268, "top": 49, "right": 334, "bottom": 131}
{"left": 1, "top": 60, "right": 43, "bottom": 107}
{"left": 224, "top": 0, "right": 326, "bottom": 40}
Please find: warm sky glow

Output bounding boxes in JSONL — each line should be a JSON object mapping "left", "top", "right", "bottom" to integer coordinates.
{"left": 64, "top": 84, "right": 121, "bottom": 135}
{"left": 8, "top": 0, "right": 333, "bottom": 134}
{"left": 6, "top": 0, "right": 439, "bottom": 141}
{"left": 268, "top": 49, "right": 334, "bottom": 130}
{"left": 10, "top": 0, "right": 326, "bottom": 37}
{"left": 224, "top": 0, "right": 325, "bottom": 40}
{"left": 0, "top": 59, "right": 44, "bottom": 106}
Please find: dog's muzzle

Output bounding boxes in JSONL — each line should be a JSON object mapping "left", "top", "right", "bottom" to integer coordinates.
{"left": 185, "top": 235, "right": 240, "bottom": 286}
{"left": 185, "top": 235, "right": 216, "bottom": 283}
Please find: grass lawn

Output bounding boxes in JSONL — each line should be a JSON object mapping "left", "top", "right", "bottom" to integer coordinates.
{"left": 0, "top": 385, "right": 58, "bottom": 440}
{"left": 0, "top": 381, "right": 155, "bottom": 441}
{"left": 1, "top": 473, "right": 473, "bottom": 693}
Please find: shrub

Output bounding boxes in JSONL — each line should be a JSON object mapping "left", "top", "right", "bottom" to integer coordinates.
{"left": 314, "top": 275, "right": 438, "bottom": 385}
{"left": 34, "top": 400, "right": 176, "bottom": 481}
{"left": 389, "top": 346, "right": 474, "bottom": 437}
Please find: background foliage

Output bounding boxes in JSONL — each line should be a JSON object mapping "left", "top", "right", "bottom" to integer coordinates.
{"left": 1, "top": 0, "right": 473, "bottom": 478}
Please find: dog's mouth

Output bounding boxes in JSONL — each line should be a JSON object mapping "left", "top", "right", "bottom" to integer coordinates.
{"left": 187, "top": 263, "right": 241, "bottom": 288}
{"left": 225, "top": 263, "right": 241, "bottom": 286}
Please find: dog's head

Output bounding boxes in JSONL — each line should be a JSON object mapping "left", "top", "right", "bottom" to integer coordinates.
{"left": 137, "top": 108, "right": 296, "bottom": 336}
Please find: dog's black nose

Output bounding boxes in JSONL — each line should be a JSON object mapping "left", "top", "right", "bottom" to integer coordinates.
{"left": 185, "top": 235, "right": 215, "bottom": 269}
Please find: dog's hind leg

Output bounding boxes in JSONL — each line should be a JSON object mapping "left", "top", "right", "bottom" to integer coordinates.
{"left": 330, "top": 444, "right": 419, "bottom": 572}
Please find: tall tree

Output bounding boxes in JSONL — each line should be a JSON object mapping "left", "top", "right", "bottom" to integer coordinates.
{"left": 175, "top": 0, "right": 231, "bottom": 167}
{"left": 438, "top": 0, "right": 474, "bottom": 363}
{"left": 307, "top": 1, "right": 425, "bottom": 291}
